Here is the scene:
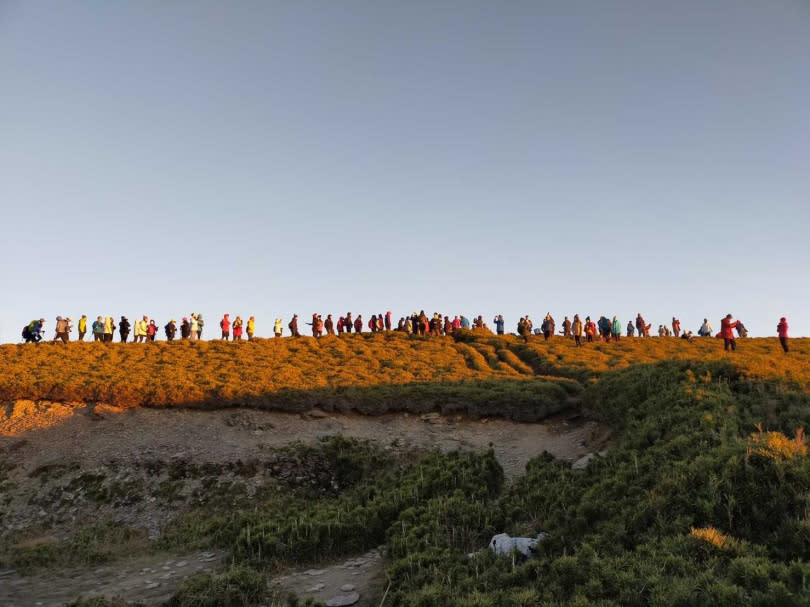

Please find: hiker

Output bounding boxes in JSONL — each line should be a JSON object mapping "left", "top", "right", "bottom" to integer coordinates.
{"left": 720, "top": 314, "right": 739, "bottom": 351}
{"left": 377, "top": 314, "right": 384, "bottom": 332}
{"left": 23, "top": 319, "right": 45, "bottom": 343}
{"left": 233, "top": 316, "right": 243, "bottom": 340}
{"left": 344, "top": 312, "right": 353, "bottom": 334}
{"left": 658, "top": 325, "right": 666, "bottom": 337}
{"left": 53, "top": 316, "right": 70, "bottom": 343}
{"left": 681, "top": 330, "right": 694, "bottom": 341}
{"left": 165, "top": 319, "right": 177, "bottom": 341}
{"left": 598, "top": 316, "right": 611, "bottom": 342}
{"left": 517, "top": 317, "right": 530, "bottom": 342}
{"left": 196, "top": 314, "right": 204, "bottom": 339}
{"left": 612, "top": 316, "right": 621, "bottom": 341}
{"left": 119, "top": 316, "right": 131, "bottom": 342}
{"left": 626, "top": 321, "right": 635, "bottom": 337}
{"left": 542, "top": 314, "right": 556, "bottom": 341}
{"left": 698, "top": 318, "right": 713, "bottom": 337}
{"left": 135, "top": 316, "right": 149, "bottom": 342}
{"left": 146, "top": 319, "right": 158, "bottom": 342}
{"left": 289, "top": 314, "right": 300, "bottom": 337}
{"left": 92, "top": 316, "right": 105, "bottom": 342}
{"left": 460, "top": 315, "right": 470, "bottom": 330}
{"left": 104, "top": 316, "right": 115, "bottom": 342}
{"left": 317, "top": 315, "right": 324, "bottom": 337}
{"left": 635, "top": 314, "right": 649, "bottom": 338}
{"left": 385, "top": 311, "right": 392, "bottom": 331}
{"left": 337, "top": 316, "right": 345, "bottom": 334}
{"left": 672, "top": 317, "right": 681, "bottom": 338}
{"left": 584, "top": 317, "right": 596, "bottom": 343}
{"left": 354, "top": 315, "right": 363, "bottom": 334}
{"left": 180, "top": 317, "right": 190, "bottom": 339}
{"left": 493, "top": 315, "right": 505, "bottom": 335}
{"left": 274, "top": 318, "right": 283, "bottom": 337}
{"left": 452, "top": 316, "right": 461, "bottom": 331}
{"left": 777, "top": 317, "right": 789, "bottom": 353}
{"left": 78, "top": 315, "right": 87, "bottom": 341}
{"left": 220, "top": 314, "right": 231, "bottom": 340}
{"left": 572, "top": 314, "right": 583, "bottom": 347}
{"left": 247, "top": 316, "right": 255, "bottom": 341}
{"left": 369, "top": 314, "right": 377, "bottom": 333}
{"left": 189, "top": 314, "right": 199, "bottom": 341}
{"left": 561, "top": 316, "right": 572, "bottom": 338}
{"left": 325, "top": 314, "right": 334, "bottom": 335}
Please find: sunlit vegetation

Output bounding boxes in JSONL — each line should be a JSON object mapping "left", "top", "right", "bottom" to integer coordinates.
{"left": 2, "top": 333, "right": 810, "bottom": 605}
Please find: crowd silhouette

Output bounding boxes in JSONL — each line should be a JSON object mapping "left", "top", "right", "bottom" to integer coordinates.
{"left": 18, "top": 311, "right": 792, "bottom": 353}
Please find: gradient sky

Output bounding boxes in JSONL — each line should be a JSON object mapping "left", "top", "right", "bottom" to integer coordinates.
{"left": 2, "top": 1, "right": 808, "bottom": 342}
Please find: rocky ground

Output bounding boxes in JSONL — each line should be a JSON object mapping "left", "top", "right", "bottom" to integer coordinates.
{"left": 0, "top": 401, "right": 610, "bottom": 605}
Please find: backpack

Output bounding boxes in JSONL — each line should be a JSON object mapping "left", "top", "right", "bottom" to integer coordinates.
{"left": 22, "top": 325, "right": 30, "bottom": 339}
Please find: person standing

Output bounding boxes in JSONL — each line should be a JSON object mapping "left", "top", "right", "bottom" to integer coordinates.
{"left": 274, "top": 318, "right": 283, "bottom": 337}
{"left": 561, "top": 316, "right": 572, "bottom": 338}
{"left": 189, "top": 314, "right": 199, "bottom": 341}
{"left": 233, "top": 316, "right": 243, "bottom": 340}
{"left": 78, "top": 315, "right": 88, "bottom": 341}
{"left": 165, "top": 319, "right": 177, "bottom": 341}
{"left": 325, "top": 314, "right": 334, "bottom": 335}
{"left": 135, "top": 315, "right": 149, "bottom": 342}
{"left": 104, "top": 316, "right": 115, "bottom": 342}
{"left": 777, "top": 317, "right": 789, "bottom": 353}
{"left": 344, "top": 312, "right": 353, "bottom": 334}
{"left": 289, "top": 314, "right": 300, "bottom": 337}
{"left": 196, "top": 314, "right": 204, "bottom": 340}
{"left": 247, "top": 316, "right": 255, "bottom": 341}
{"left": 385, "top": 311, "right": 392, "bottom": 331}
{"left": 626, "top": 321, "right": 634, "bottom": 337}
{"left": 354, "top": 315, "right": 363, "bottom": 334}
{"left": 92, "top": 316, "right": 104, "bottom": 342}
{"left": 672, "top": 317, "right": 681, "bottom": 338}
{"left": 493, "top": 315, "right": 505, "bottom": 335}
{"left": 220, "top": 314, "right": 231, "bottom": 340}
{"left": 572, "top": 314, "right": 583, "bottom": 347}
{"left": 180, "top": 317, "right": 190, "bottom": 339}
{"left": 147, "top": 319, "right": 158, "bottom": 342}
{"left": 119, "top": 316, "right": 131, "bottom": 342}
{"left": 612, "top": 316, "right": 621, "bottom": 341}
{"left": 720, "top": 314, "right": 739, "bottom": 351}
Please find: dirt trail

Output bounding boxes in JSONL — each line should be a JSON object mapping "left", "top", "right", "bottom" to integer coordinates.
{"left": 0, "top": 401, "right": 609, "bottom": 606}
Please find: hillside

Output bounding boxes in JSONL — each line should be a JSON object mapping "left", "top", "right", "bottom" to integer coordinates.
{"left": 1, "top": 333, "right": 809, "bottom": 606}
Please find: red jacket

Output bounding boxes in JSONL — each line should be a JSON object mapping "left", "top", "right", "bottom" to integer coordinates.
{"left": 777, "top": 318, "right": 789, "bottom": 338}
{"left": 720, "top": 317, "right": 738, "bottom": 339}
{"left": 354, "top": 318, "right": 363, "bottom": 332}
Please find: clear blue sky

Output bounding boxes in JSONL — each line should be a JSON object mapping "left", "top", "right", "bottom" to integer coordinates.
{"left": 2, "top": 1, "right": 808, "bottom": 341}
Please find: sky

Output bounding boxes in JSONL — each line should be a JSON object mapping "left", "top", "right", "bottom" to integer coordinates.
{"left": 1, "top": 0, "right": 809, "bottom": 342}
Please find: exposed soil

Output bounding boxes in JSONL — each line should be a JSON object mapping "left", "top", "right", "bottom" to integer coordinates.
{"left": 0, "top": 401, "right": 610, "bottom": 605}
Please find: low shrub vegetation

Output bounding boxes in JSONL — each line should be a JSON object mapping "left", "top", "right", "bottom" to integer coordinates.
{"left": 2, "top": 333, "right": 809, "bottom": 605}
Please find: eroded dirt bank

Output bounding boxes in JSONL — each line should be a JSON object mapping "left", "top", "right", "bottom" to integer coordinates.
{"left": 0, "top": 401, "right": 609, "bottom": 606}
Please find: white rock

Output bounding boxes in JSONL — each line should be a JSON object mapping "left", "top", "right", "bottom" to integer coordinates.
{"left": 326, "top": 592, "right": 360, "bottom": 607}
{"left": 340, "top": 583, "right": 356, "bottom": 591}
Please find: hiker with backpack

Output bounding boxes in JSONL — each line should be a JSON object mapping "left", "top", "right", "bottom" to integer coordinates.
{"left": 220, "top": 314, "right": 231, "bottom": 340}
{"left": 22, "top": 319, "right": 45, "bottom": 343}
{"left": 78, "top": 315, "right": 87, "bottom": 341}
{"left": 289, "top": 314, "right": 300, "bottom": 337}
{"left": 777, "top": 317, "right": 789, "bottom": 353}
{"left": 120, "top": 316, "right": 131, "bottom": 342}
{"left": 165, "top": 319, "right": 177, "bottom": 341}
{"left": 92, "top": 316, "right": 105, "bottom": 342}
{"left": 53, "top": 316, "right": 70, "bottom": 343}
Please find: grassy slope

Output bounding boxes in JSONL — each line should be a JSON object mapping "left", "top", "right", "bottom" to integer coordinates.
{"left": 1, "top": 331, "right": 807, "bottom": 415}
{"left": 4, "top": 333, "right": 810, "bottom": 606}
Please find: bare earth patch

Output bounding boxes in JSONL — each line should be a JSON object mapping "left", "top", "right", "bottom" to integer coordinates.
{"left": 0, "top": 402, "right": 609, "bottom": 605}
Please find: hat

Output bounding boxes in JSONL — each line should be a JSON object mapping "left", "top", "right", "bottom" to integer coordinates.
{"left": 183, "top": 317, "right": 188, "bottom": 321}
{"left": 171, "top": 319, "right": 176, "bottom": 323}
